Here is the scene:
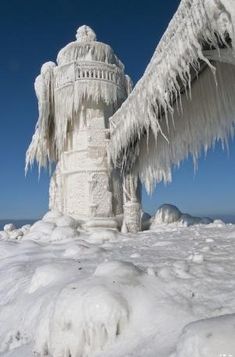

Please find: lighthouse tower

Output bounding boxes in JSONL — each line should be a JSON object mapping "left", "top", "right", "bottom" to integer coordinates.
{"left": 26, "top": 25, "right": 134, "bottom": 228}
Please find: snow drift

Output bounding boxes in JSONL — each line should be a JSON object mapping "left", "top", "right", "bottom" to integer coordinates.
{"left": 1, "top": 213, "right": 235, "bottom": 356}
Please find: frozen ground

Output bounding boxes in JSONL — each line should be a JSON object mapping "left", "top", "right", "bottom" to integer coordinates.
{"left": 0, "top": 213, "right": 235, "bottom": 356}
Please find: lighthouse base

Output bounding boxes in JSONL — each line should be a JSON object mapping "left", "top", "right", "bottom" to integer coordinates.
{"left": 83, "top": 217, "right": 118, "bottom": 232}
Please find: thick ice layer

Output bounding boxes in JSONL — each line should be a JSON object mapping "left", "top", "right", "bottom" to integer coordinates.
{"left": 1, "top": 219, "right": 235, "bottom": 356}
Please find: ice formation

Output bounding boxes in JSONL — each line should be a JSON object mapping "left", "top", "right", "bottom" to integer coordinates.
{"left": 34, "top": 282, "right": 130, "bottom": 357}
{"left": 152, "top": 204, "right": 182, "bottom": 224}
{"left": 110, "top": 0, "right": 235, "bottom": 192}
{"left": 1, "top": 217, "right": 235, "bottom": 356}
{"left": 25, "top": 0, "right": 235, "bottom": 231}
{"left": 150, "top": 204, "right": 213, "bottom": 228}
{"left": 25, "top": 26, "right": 129, "bottom": 169}
{"left": 26, "top": 25, "right": 140, "bottom": 232}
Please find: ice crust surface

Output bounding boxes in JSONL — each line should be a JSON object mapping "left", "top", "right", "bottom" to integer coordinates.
{"left": 1, "top": 212, "right": 235, "bottom": 356}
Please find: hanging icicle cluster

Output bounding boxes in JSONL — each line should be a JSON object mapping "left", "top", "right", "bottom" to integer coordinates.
{"left": 26, "top": 25, "right": 129, "bottom": 172}
{"left": 109, "top": 0, "right": 235, "bottom": 192}
{"left": 25, "top": 62, "right": 56, "bottom": 173}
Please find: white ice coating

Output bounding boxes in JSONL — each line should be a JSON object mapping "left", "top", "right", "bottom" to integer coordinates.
{"left": 109, "top": 0, "right": 235, "bottom": 192}
{"left": 26, "top": 25, "right": 129, "bottom": 171}
{"left": 1, "top": 215, "right": 235, "bottom": 356}
{"left": 26, "top": 26, "right": 141, "bottom": 228}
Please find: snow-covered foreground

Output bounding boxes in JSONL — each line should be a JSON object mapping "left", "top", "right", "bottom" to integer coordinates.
{"left": 1, "top": 215, "right": 235, "bottom": 356}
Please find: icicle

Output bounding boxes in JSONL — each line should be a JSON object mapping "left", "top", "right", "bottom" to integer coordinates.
{"left": 109, "top": 0, "right": 235, "bottom": 191}
{"left": 25, "top": 61, "right": 56, "bottom": 173}
{"left": 26, "top": 24, "right": 131, "bottom": 175}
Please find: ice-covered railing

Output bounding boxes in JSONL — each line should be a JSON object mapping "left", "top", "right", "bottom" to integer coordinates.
{"left": 109, "top": 0, "right": 235, "bottom": 192}
{"left": 54, "top": 61, "right": 126, "bottom": 90}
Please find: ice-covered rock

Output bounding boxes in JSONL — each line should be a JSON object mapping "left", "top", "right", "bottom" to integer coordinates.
{"left": 151, "top": 204, "right": 182, "bottom": 226}
{"left": 4, "top": 223, "right": 16, "bottom": 232}
{"left": 173, "top": 314, "right": 235, "bottom": 357}
{"left": 34, "top": 283, "right": 129, "bottom": 357}
{"left": 150, "top": 204, "right": 213, "bottom": 228}
{"left": 8, "top": 229, "right": 23, "bottom": 240}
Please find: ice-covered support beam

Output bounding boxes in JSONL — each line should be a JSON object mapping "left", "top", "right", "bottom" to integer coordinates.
{"left": 122, "top": 174, "right": 141, "bottom": 233}
{"left": 109, "top": 0, "right": 235, "bottom": 192}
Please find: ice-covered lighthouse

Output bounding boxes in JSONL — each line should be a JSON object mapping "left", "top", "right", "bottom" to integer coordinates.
{"left": 26, "top": 25, "right": 141, "bottom": 231}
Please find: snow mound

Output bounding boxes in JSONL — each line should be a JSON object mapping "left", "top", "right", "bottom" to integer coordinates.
{"left": 88, "top": 229, "right": 118, "bottom": 243}
{"left": 34, "top": 283, "right": 129, "bottom": 357}
{"left": 55, "top": 215, "right": 78, "bottom": 228}
{"left": 22, "top": 216, "right": 80, "bottom": 242}
{"left": 1, "top": 219, "right": 235, "bottom": 356}
{"left": 173, "top": 314, "right": 235, "bottom": 357}
{"left": 63, "top": 242, "right": 103, "bottom": 258}
{"left": 94, "top": 260, "right": 143, "bottom": 279}
{"left": 22, "top": 221, "right": 55, "bottom": 242}
{"left": 151, "top": 204, "right": 182, "bottom": 226}
{"left": 30, "top": 220, "right": 55, "bottom": 235}
{"left": 50, "top": 226, "right": 79, "bottom": 242}
{"left": 28, "top": 263, "right": 73, "bottom": 293}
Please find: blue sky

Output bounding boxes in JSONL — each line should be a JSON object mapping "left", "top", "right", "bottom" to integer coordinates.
{"left": 0, "top": 0, "right": 234, "bottom": 219}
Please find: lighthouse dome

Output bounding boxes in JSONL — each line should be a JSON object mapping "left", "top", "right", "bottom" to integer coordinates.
{"left": 56, "top": 25, "right": 124, "bottom": 70}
